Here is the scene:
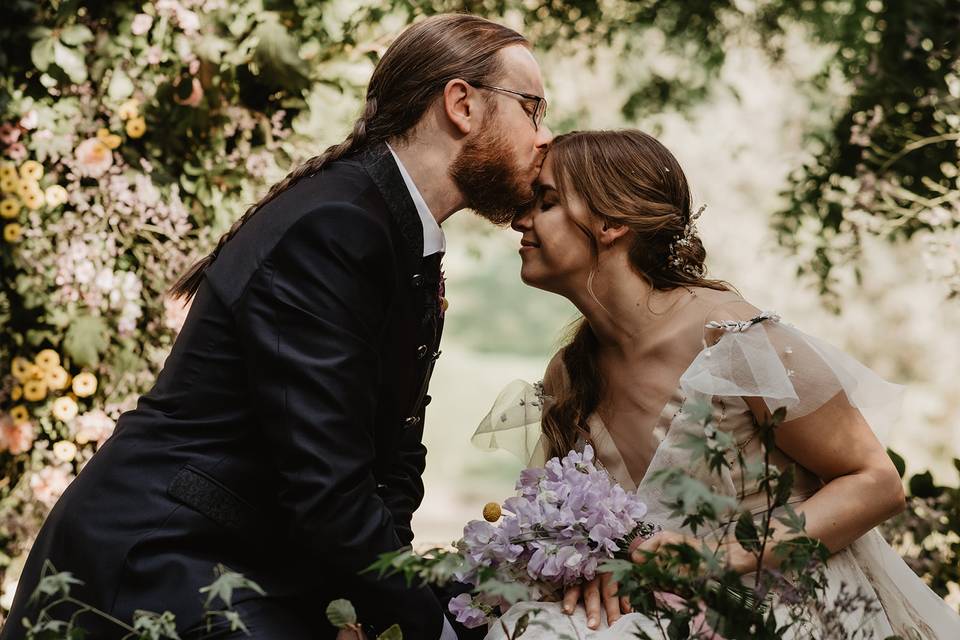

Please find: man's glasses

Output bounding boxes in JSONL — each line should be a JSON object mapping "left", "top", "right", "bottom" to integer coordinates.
{"left": 469, "top": 82, "right": 548, "bottom": 131}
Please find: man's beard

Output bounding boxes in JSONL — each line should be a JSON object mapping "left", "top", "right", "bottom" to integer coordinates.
{"left": 449, "top": 122, "right": 537, "bottom": 226}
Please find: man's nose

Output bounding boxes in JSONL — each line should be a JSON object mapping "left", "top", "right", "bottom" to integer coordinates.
{"left": 536, "top": 123, "right": 554, "bottom": 149}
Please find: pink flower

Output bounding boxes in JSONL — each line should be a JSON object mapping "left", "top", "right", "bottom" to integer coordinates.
{"left": 30, "top": 465, "right": 74, "bottom": 510}
{"left": 0, "top": 416, "right": 35, "bottom": 455}
{"left": 6, "top": 142, "right": 27, "bottom": 161}
{"left": 74, "top": 137, "right": 113, "bottom": 178}
{"left": 0, "top": 123, "right": 20, "bottom": 145}
{"left": 131, "top": 13, "right": 153, "bottom": 35}
{"left": 72, "top": 409, "right": 115, "bottom": 446}
{"left": 164, "top": 295, "right": 192, "bottom": 333}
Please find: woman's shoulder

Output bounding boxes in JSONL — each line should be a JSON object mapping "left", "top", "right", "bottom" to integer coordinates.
{"left": 686, "top": 287, "right": 766, "bottom": 345}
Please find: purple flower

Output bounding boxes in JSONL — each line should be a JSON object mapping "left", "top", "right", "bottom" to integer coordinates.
{"left": 448, "top": 593, "right": 487, "bottom": 629}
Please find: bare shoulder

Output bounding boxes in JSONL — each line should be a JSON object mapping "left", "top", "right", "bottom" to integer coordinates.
{"left": 689, "top": 287, "right": 764, "bottom": 344}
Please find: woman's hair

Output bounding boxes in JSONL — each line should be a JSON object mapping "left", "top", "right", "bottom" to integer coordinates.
{"left": 540, "top": 129, "right": 730, "bottom": 459}
{"left": 168, "top": 14, "right": 527, "bottom": 301}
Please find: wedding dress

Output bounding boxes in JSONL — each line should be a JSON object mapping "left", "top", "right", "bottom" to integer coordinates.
{"left": 472, "top": 306, "right": 960, "bottom": 639}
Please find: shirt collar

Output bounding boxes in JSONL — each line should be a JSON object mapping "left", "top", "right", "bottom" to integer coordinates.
{"left": 386, "top": 143, "right": 445, "bottom": 256}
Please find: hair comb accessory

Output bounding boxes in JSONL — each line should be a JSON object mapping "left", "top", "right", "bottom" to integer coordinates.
{"left": 668, "top": 203, "right": 707, "bottom": 276}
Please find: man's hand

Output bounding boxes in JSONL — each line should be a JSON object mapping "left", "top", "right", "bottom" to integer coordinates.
{"left": 562, "top": 572, "right": 632, "bottom": 630}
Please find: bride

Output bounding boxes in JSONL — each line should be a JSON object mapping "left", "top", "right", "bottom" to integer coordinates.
{"left": 471, "top": 129, "right": 960, "bottom": 638}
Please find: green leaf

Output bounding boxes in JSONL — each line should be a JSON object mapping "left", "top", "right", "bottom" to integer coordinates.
{"left": 887, "top": 449, "right": 907, "bottom": 479}
{"left": 325, "top": 599, "right": 357, "bottom": 628}
{"left": 60, "top": 25, "right": 94, "bottom": 46}
{"left": 53, "top": 41, "right": 87, "bottom": 83}
{"left": 63, "top": 314, "right": 109, "bottom": 368}
{"left": 108, "top": 69, "right": 134, "bottom": 100}
{"left": 909, "top": 470, "right": 942, "bottom": 499}
{"left": 31, "top": 38, "right": 55, "bottom": 71}
{"left": 251, "top": 13, "right": 310, "bottom": 92}
{"left": 773, "top": 465, "right": 795, "bottom": 508}
{"left": 377, "top": 625, "right": 403, "bottom": 640}
{"left": 735, "top": 511, "right": 761, "bottom": 553}
{"left": 199, "top": 564, "right": 266, "bottom": 610}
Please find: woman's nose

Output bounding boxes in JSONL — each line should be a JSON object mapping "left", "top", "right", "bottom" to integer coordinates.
{"left": 511, "top": 207, "right": 533, "bottom": 232}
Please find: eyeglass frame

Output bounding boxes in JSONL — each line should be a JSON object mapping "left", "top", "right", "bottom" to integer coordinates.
{"left": 467, "top": 82, "right": 548, "bottom": 131}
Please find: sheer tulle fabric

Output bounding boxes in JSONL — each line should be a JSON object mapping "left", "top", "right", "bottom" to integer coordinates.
{"left": 474, "top": 315, "right": 960, "bottom": 639}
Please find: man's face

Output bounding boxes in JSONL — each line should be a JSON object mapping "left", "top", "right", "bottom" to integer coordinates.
{"left": 450, "top": 45, "right": 554, "bottom": 225}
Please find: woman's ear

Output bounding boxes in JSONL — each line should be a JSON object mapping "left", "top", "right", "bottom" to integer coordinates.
{"left": 597, "top": 220, "right": 629, "bottom": 246}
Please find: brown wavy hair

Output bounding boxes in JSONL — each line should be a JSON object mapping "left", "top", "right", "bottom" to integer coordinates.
{"left": 169, "top": 14, "right": 527, "bottom": 301}
{"left": 540, "top": 129, "right": 731, "bottom": 459}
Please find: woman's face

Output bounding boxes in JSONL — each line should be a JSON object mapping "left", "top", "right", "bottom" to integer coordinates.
{"left": 511, "top": 156, "right": 597, "bottom": 295}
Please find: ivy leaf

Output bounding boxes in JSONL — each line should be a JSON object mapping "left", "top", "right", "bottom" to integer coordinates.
{"left": 63, "top": 314, "right": 109, "bottom": 368}
{"left": 199, "top": 565, "right": 266, "bottom": 610}
{"left": 108, "top": 69, "right": 134, "bottom": 100}
{"left": 60, "top": 25, "right": 94, "bottom": 46}
{"left": 735, "top": 511, "right": 761, "bottom": 553}
{"left": 31, "top": 38, "right": 55, "bottom": 71}
{"left": 53, "top": 41, "right": 87, "bottom": 83}
{"left": 325, "top": 599, "right": 357, "bottom": 628}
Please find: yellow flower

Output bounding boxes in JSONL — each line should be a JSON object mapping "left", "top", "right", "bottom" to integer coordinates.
{"left": 12, "top": 356, "right": 32, "bottom": 381}
{"left": 11, "top": 385, "right": 22, "bottom": 401}
{"left": 44, "top": 185, "right": 68, "bottom": 208}
{"left": 97, "top": 128, "right": 122, "bottom": 150}
{"left": 36, "top": 349, "right": 61, "bottom": 370}
{"left": 0, "top": 174, "right": 19, "bottom": 194}
{"left": 3, "top": 223, "right": 23, "bottom": 243}
{"left": 72, "top": 372, "right": 98, "bottom": 398}
{"left": 22, "top": 188, "right": 44, "bottom": 211}
{"left": 118, "top": 99, "right": 140, "bottom": 120}
{"left": 16, "top": 178, "right": 38, "bottom": 200}
{"left": 53, "top": 440, "right": 78, "bottom": 462}
{"left": 45, "top": 365, "right": 70, "bottom": 391}
{"left": 125, "top": 116, "right": 146, "bottom": 139}
{"left": 0, "top": 162, "right": 16, "bottom": 181}
{"left": 29, "top": 364, "right": 45, "bottom": 380}
{"left": 23, "top": 380, "right": 47, "bottom": 402}
{"left": 10, "top": 405, "right": 29, "bottom": 423}
{"left": 19, "top": 160, "right": 43, "bottom": 182}
{"left": 52, "top": 396, "right": 79, "bottom": 422}
{"left": 482, "top": 502, "right": 502, "bottom": 522}
{"left": 0, "top": 197, "right": 20, "bottom": 219}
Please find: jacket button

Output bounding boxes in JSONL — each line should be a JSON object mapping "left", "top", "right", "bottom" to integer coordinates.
{"left": 423, "top": 394, "right": 432, "bottom": 407}
{"left": 417, "top": 344, "right": 428, "bottom": 359}
{"left": 410, "top": 274, "right": 423, "bottom": 288}
{"left": 404, "top": 416, "right": 421, "bottom": 428}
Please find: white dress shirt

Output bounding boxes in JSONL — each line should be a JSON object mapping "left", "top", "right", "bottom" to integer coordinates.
{"left": 385, "top": 144, "right": 456, "bottom": 639}
{"left": 386, "top": 143, "right": 446, "bottom": 256}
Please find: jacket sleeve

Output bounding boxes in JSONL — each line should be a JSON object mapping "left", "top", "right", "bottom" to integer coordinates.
{"left": 377, "top": 407, "right": 428, "bottom": 546}
{"left": 235, "top": 203, "right": 444, "bottom": 637}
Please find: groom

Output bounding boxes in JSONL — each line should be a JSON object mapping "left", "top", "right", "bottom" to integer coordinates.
{"left": 2, "top": 13, "right": 551, "bottom": 640}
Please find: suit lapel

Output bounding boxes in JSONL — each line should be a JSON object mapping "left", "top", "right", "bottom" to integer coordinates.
{"left": 359, "top": 143, "right": 424, "bottom": 268}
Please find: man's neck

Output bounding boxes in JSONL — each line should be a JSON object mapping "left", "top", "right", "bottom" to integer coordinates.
{"left": 386, "top": 136, "right": 464, "bottom": 224}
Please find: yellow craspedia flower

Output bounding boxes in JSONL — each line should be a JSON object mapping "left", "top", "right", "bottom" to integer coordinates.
{"left": 44, "top": 185, "right": 68, "bottom": 208}
{"left": 45, "top": 365, "right": 70, "bottom": 391}
{"left": 53, "top": 440, "right": 78, "bottom": 462}
{"left": 52, "top": 396, "right": 79, "bottom": 422}
{"left": 0, "top": 174, "right": 19, "bottom": 194}
{"left": 118, "top": 99, "right": 139, "bottom": 120}
{"left": 22, "top": 188, "right": 44, "bottom": 211}
{"left": 0, "top": 162, "right": 16, "bottom": 181}
{"left": 72, "top": 372, "right": 98, "bottom": 398}
{"left": 0, "top": 197, "right": 20, "bottom": 219}
{"left": 11, "top": 385, "right": 23, "bottom": 401}
{"left": 23, "top": 379, "right": 47, "bottom": 402}
{"left": 482, "top": 502, "right": 502, "bottom": 522}
{"left": 97, "top": 128, "right": 122, "bottom": 150}
{"left": 12, "top": 356, "right": 32, "bottom": 381}
{"left": 36, "top": 349, "right": 61, "bottom": 370}
{"left": 10, "top": 405, "right": 29, "bottom": 423}
{"left": 19, "top": 160, "right": 43, "bottom": 182}
{"left": 125, "top": 116, "right": 146, "bottom": 139}
{"left": 3, "top": 222, "right": 23, "bottom": 243}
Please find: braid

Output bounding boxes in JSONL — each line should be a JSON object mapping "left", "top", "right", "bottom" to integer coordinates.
{"left": 167, "top": 97, "right": 379, "bottom": 301}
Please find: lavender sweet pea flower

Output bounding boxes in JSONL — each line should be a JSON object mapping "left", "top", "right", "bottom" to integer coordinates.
{"left": 448, "top": 593, "right": 488, "bottom": 629}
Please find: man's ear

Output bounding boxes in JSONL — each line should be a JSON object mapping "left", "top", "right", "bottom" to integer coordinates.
{"left": 442, "top": 78, "right": 477, "bottom": 136}
{"left": 597, "top": 220, "right": 629, "bottom": 246}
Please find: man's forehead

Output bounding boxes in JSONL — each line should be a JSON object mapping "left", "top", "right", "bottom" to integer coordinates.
{"left": 497, "top": 45, "right": 544, "bottom": 95}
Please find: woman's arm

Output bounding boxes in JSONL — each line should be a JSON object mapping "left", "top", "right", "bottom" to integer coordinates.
{"left": 724, "top": 392, "right": 906, "bottom": 574}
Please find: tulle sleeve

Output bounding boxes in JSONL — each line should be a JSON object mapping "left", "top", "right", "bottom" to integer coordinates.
{"left": 471, "top": 379, "right": 549, "bottom": 467}
{"left": 679, "top": 312, "right": 903, "bottom": 443}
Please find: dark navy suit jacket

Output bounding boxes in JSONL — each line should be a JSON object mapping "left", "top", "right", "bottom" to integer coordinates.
{"left": 2, "top": 144, "right": 448, "bottom": 639}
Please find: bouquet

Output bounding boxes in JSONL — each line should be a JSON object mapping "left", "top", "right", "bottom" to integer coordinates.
{"left": 448, "top": 445, "right": 658, "bottom": 628}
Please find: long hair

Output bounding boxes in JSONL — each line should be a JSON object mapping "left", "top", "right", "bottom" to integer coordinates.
{"left": 540, "top": 130, "right": 731, "bottom": 459}
{"left": 168, "top": 14, "right": 528, "bottom": 301}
